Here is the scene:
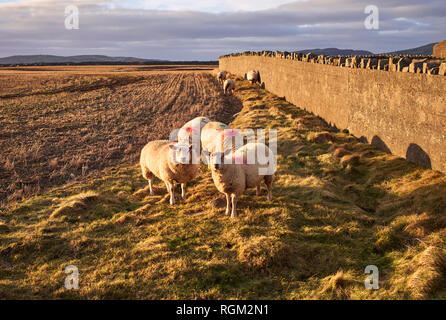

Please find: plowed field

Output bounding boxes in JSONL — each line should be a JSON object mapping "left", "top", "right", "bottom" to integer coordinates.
{"left": 0, "top": 65, "right": 241, "bottom": 205}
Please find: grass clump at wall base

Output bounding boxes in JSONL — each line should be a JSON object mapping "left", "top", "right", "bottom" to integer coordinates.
{"left": 1, "top": 76, "right": 446, "bottom": 299}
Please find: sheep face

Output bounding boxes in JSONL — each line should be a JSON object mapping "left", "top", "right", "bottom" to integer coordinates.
{"left": 169, "top": 143, "right": 193, "bottom": 165}
{"left": 210, "top": 152, "right": 225, "bottom": 170}
{"left": 203, "top": 150, "right": 226, "bottom": 170}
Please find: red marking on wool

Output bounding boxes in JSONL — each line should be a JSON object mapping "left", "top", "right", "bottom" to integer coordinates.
{"left": 232, "top": 154, "right": 246, "bottom": 165}
{"left": 222, "top": 129, "right": 238, "bottom": 137}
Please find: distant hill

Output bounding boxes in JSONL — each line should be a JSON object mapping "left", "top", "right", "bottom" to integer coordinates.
{"left": 384, "top": 43, "right": 435, "bottom": 56}
{"left": 295, "top": 43, "right": 437, "bottom": 57}
{"left": 297, "top": 48, "right": 374, "bottom": 56}
{"left": 0, "top": 54, "right": 167, "bottom": 65}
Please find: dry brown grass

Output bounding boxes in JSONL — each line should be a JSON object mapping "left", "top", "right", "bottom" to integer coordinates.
{"left": 407, "top": 246, "right": 446, "bottom": 299}
{"left": 50, "top": 191, "right": 99, "bottom": 219}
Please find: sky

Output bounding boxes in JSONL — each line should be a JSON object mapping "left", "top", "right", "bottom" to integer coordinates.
{"left": 0, "top": 0, "right": 445, "bottom": 60}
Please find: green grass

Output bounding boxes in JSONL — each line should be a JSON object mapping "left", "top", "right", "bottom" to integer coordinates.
{"left": 1, "top": 78, "right": 446, "bottom": 299}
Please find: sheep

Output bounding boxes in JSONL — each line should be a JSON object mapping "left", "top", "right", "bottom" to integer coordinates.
{"left": 178, "top": 116, "right": 210, "bottom": 146}
{"left": 217, "top": 71, "right": 227, "bottom": 84}
{"left": 201, "top": 121, "right": 242, "bottom": 155}
{"left": 204, "top": 142, "right": 276, "bottom": 218}
{"left": 223, "top": 79, "right": 236, "bottom": 95}
{"left": 140, "top": 140, "right": 199, "bottom": 205}
{"left": 177, "top": 116, "right": 211, "bottom": 164}
{"left": 246, "top": 70, "right": 260, "bottom": 85}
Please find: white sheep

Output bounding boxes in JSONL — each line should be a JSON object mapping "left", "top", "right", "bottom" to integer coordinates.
{"left": 204, "top": 142, "right": 276, "bottom": 218}
{"left": 140, "top": 140, "right": 199, "bottom": 205}
{"left": 178, "top": 116, "right": 211, "bottom": 145}
{"left": 177, "top": 116, "right": 211, "bottom": 164}
{"left": 201, "top": 121, "right": 242, "bottom": 156}
{"left": 217, "top": 71, "right": 227, "bottom": 84}
{"left": 223, "top": 79, "right": 236, "bottom": 95}
{"left": 246, "top": 70, "right": 260, "bottom": 85}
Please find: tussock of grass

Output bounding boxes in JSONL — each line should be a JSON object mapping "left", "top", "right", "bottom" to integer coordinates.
{"left": 1, "top": 75, "right": 446, "bottom": 299}
{"left": 374, "top": 225, "right": 409, "bottom": 253}
{"left": 404, "top": 213, "right": 446, "bottom": 238}
{"left": 237, "top": 236, "right": 297, "bottom": 271}
{"left": 319, "top": 270, "right": 353, "bottom": 299}
{"left": 51, "top": 191, "right": 99, "bottom": 219}
{"left": 407, "top": 246, "right": 446, "bottom": 299}
{"left": 307, "top": 131, "right": 334, "bottom": 144}
{"left": 339, "top": 154, "right": 361, "bottom": 168}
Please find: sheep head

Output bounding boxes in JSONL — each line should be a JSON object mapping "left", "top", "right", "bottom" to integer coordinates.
{"left": 203, "top": 149, "right": 232, "bottom": 171}
{"left": 169, "top": 143, "right": 194, "bottom": 166}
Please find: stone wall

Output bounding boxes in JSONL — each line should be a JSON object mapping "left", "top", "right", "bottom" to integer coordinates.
{"left": 434, "top": 40, "right": 446, "bottom": 59}
{"left": 220, "top": 54, "right": 446, "bottom": 172}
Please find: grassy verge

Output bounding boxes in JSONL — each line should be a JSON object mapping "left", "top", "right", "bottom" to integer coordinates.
{"left": 1, "top": 77, "right": 446, "bottom": 299}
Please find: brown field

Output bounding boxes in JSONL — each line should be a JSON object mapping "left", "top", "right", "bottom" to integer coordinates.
{"left": 0, "top": 65, "right": 240, "bottom": 206}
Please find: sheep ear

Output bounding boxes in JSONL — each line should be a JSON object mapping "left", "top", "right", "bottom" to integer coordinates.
{"left": 169, "top": 144, "right": 176, "bottom": 150}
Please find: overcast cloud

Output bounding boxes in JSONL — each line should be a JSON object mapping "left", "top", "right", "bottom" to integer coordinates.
{"left": 0, "top": 0, "right": 444, "bottom": 60}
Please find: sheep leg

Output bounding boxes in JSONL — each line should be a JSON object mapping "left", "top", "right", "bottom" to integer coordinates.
{"left": 181, "top": 183, "right": 186, "bottom": 199}
{"left": 230, "top": 194, "right": 238, "bottom": 218}
{"left": 264, "top": 175, "right": 274, "bottom": 201}
{"left": 165, "top": 181, "right": 175, "bottom": 205}
{"left": 256, "top": 184, "right": 261, "bottom": 196}
{"left": 142, "top": 166, "right": 154, "bottom": 196}
{"left": 148, "top": 179, "right": 154, "bottom": 196}
{"left": 225, "top": 193, "right": 231, "bottom": 216}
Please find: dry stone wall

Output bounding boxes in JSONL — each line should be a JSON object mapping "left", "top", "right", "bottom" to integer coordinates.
{"left": 434, "top": 40, "right": 446, "bottom": 59}
{"left": 220, "top": 52, "right": 446, "bottom": 172}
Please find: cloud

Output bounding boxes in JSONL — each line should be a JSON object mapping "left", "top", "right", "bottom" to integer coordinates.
{"left": 114, "top": 0, "right": 304, "bottom": 12}
{"left": 0, "top": 0, "right": 444, "bottom": 60}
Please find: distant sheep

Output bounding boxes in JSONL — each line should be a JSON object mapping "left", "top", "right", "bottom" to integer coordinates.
{"left": 246, "top": 70, "right": 260, "bottom": 85}
{"left": 204, "top": 142, "right": 276, "bottom": 218}
{"left": 217, "top": 71, "right": 227, "bottom": 84}
{"left": 201, "top": 121, "right": 242, "bottom": 155}
{"left": 223, "top": 79, "right": 236, "bottom": 95}
{"left": 140, "top": 140, "right": 198, "bottom": 205}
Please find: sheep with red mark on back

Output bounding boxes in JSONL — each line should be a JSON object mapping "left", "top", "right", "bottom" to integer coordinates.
{"left": 204, "top": 142, "right": 276, "bottom": 218}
